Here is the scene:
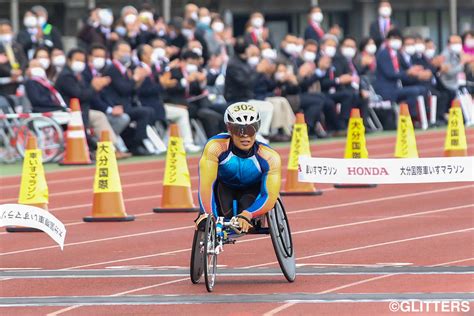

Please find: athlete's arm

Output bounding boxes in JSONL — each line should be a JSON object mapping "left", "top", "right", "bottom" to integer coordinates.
{"left": 198, "top": 139, "right": 223, "bottom": 215}
{"left": 246, "top": 146, "right": 282, "bottom": 218}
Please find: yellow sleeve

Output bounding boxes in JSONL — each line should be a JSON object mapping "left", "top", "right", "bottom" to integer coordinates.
{"left": 198, "top": 139, "right": 227, "bottom": 215}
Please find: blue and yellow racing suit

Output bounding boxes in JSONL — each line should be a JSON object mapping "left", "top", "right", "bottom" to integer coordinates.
{"left": 198, "top": 133, "right": 281, "bottom": 219}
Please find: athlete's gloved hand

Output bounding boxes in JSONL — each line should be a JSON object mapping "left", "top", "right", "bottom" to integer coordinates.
{"left": 194, "top": 213, "right": 208, "bottom": 231}
{"left": 232, "top": 211, "right": 253, "bottom": 233}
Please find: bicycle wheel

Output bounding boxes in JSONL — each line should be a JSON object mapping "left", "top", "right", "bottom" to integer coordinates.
{"left": 203, "top": 215, "right": 217, "bottom": 292}
{"left": 17, "top": 117, "right": 64, "bottom": 163}
{"left": 267, "top": 197, "right": 296, "bottom": 282}
{"left": 190, "top": 228, "right": 205, "bottom": 284}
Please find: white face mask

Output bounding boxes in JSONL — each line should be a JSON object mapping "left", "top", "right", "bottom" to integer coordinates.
{"left": 341, "top": 47, "right": 356, "bottom": 59}
{"left": 365, "top": 44, "right": 377, "bottom": 55}
{"left": 38, "top": 16, "right": 47, "bottom": 26}
{"left": 190, "top": 12, "right": 198, "bottom": 21}
{"left": 30, "top": 67, "right": 46, "bottom": 78}
{"left": 404, "top": 45, "right": 416, "bottom": 56}
{"left": 0, "top": 34, "right": 13, "bottom": 44}
{"left": 24, "top": 16, "right": 38, "bottom": 28}
{"left": 466, "top": 38, "right": 474, "bottom": 49}
{"left": 71, "top": 61, "right": 86, "bottom": 73}
{"left": 52, "top": 55, "right": 66, "bottom": 67}
{"left": 99, "top": 10, "right": 114, "bottom": 27}
{"left": 191, "top": 47, "right": 203, "bottom": 57}
{"left": 181, "top": 28, "right": 194, "bottom": 40}
{"left": 261, "top": 48, "right": 277, "bottom": 60}
{"left": 92, "top": 57, "right": 106, "bottom": 70}
{"left": 200, "top": 16, "right": 211, "bottom": 26}
{"left": 124, "top": 14, "right": 137, "bottom": 25}
{"left": 212, "top": 22, "right": 224, "bottom": 33}
{"left": 424, "top": 49, "right": 436, "bottom": 59}
{"left": 185, "top": 63, "right": 198, "bottom": 74}
{"left": 275, "top": 71, "right": 286, "bottom": 81}
{"left": 450, "top": 43, "right": 463, "bottom": 54}
{"left": 324, "top": 46, "right": 337, "bottom": 57}
{"left": 415, "top": 43, "right": 426, "bottom": 54}
{"left": 311, "top": 12, "right": 324, "bottom": 23}
{"left": 252, "top": 17, "right": 264, "bottom": 28}
{"left": 294, "top": 44, "right": 303, "bottom": 55}
{"left": 38, "top": 58, "right": 50, "bottom": 69}
{"left": 389, "top": 39, "right": 402, "bottom": 51}
{"left": 247, "top": 56, "right": 260, "bottom": 67}
{"left": 303, "top": 51, "right": 316, "bottom": 62}
{"left": 379, "top": 6, "right": 392, "bottom": 18}
{"left": 152, "top": 48, "right": 166, "bottom": 61}
{"left": 285, "top": 43, "right": 297, "bottom": 55}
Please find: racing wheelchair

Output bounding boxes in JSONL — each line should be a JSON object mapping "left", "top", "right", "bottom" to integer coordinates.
{"left": 190, "top": 197, "right": 295, "bottom": 292}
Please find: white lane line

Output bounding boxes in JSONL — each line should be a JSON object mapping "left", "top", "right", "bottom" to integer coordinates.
{"left": 245, "top": 227, "right": 474, "bottom": 269}
{"left": 262, "top": 256, "right": 474, "bottom": 315}
{"left": 45, "top": 277, "right": 189, "bottom": 316}
{"left": 1, "top": 185, "right": 470, "bottom": 256}
{"left": 0, "top": 135, "right": 448, "bottom": 199}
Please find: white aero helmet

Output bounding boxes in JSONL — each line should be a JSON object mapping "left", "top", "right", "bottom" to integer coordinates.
{"left": 224, "top": 102, "right": 261, "bottom": 136}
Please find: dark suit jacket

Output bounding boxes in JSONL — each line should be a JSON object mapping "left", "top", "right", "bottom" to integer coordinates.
{"left": 0, "top": 42, "right": 28, "bottom": 95}
{"left": 101, "top": 62, "right": 135, "bottom": 112}
{"left": 224, "top": 56, "right": 257, "bottom": 103}
{"left": 24, "top": 79, "right": 65, "bottom": 113}
{"left": 136, "top": 65, "right": 166, "bottom": 122}
{"left": 374, "top": 47, "right": 408, "bottom": 100}
{"left": 369, "top": 18, "right": 398, "bottom": 48}
{"left": 320, "top": 54, "right": 352, "bottom": 93}
{"left": 304, "top": 24, "right": 324, "bottom": 43}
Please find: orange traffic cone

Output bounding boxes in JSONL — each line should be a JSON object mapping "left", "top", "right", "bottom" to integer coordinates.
{"left": 281, "top": 113, "right": 322, "bottom": 196}
{"left": 83, "top": 130, "right": 134, "bottom": 222}
{"left": 444, "top": 99, "right": 468, "bottom": 157}
{"left": 59, "top": 98, "right": 92, "bottom": 165}
{"left": 153, "top": 124, "right": 200, "bottom": 213}
{"left": 335, "top": 108, "right": 377, "bottom": 188}
{"left": 7, "top": 133, "right": 48, "bottom": 232}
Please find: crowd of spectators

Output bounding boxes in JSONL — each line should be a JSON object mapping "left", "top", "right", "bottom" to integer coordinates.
{"left": 1, "top": 0, "right": 473, "bottom": 157}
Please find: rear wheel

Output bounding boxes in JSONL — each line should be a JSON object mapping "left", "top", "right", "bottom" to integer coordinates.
{"left": 190, "top": 228, "right": 205, "bottom": 284}
{"left": 203, "top": 216, "right": 217, "bottom": 292}
{"left": 267, "top": 198, "right": 296, "bottom": 282}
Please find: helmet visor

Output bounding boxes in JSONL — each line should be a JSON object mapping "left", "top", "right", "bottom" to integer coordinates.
{"left": 226, "top": 122, "right": 260, "bottom": 137}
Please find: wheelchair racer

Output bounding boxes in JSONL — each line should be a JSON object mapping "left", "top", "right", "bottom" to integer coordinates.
{"left": 196, "top": 102, "right": 281, "bottom": 233}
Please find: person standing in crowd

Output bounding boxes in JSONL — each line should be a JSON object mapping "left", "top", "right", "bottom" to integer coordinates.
{"left": 370, "top": 0, "right": 398, "bottom": 48}
{"left": 244, "top": 12, "right": 272, "bottom": 47}
{"left": 304, "top": 6, "right": 326, "bottom": 43}
{"left": 0, "top": 19, "right": 27, "bottom": 97}
{"left": 31, "top": 5, "right": 63, "bottom": 50}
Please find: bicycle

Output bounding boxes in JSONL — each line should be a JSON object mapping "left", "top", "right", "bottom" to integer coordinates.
{"left": 0, "top": 111, "right": 69, "bottom": 164}
{"left": 190, "top": 197, "right": 295, "bottom": 292}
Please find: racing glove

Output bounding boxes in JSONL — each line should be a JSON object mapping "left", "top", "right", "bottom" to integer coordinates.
{"left": 233, "top": 211, "right": 253, "bottom": 233}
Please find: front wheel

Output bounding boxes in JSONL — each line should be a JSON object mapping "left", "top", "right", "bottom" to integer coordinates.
{"left": 267, "top": 197, "right": 296, "bottom": 282}
{"left": 203, "top": 215, "right": 217, "bottom": 292}
{"left": 190, "top": 228, "right": 205, "bottom": 284}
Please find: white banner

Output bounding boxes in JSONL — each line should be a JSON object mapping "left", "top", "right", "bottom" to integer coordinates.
{"left": 298, "top": 157, "right": 474, "bottom": 184}
{"left": 0, "top": 204, "right": 66, "bottom": 250}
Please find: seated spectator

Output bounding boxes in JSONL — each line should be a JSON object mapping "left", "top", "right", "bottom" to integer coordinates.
{"left": 205, "top": 53, "right": 227, "bottom": 114}
{"left": 55, "top": 48, "right": 130, "bottom": 158}
{"left": 355, "top": 37, "right": 377, "bottom": 80}
{"left": 374, "top": 29, "right": 424, "bottom": 126}
{"left": 0, "top": 19, "right": 27, "bottom": 96}
{"left": 181, "top": 18, "right": 209, "bottom": 63}
{"left": 164, "top": 50, "right": 224, "bottom": 138}
{"left": 101, "top": 40, "right": 155, "bottom": 155}
{"left": 135, "top": 44, "right": 201, "bottom": 153}
{"left": 224, "top": 38, "right": 274, "bottom": 143}
{"left": 32, "top": 46, "right": 57, "bottom": 82}
{"left": 278, "top": 34, "right": 304, "bottom": 70}
{"left": 50, "top": 47, "right": 66, "bottom": 82}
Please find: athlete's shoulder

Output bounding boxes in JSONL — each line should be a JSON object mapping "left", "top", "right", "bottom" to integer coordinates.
{"left": 256, "top": 142, "right": 281, "bottom": 168}
{"left": 202, "top": 133, "right": 230, "bottom": 158}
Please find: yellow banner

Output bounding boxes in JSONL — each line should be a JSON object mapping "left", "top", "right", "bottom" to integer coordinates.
{"left": 344, "top": 117, "right": 368, "bottom": 159}
{"left": 18, "top": 149, "right": 49, "bottom": 204}
{"left": 444, "top": 107, "right": 467, "bottom": 151}
{"left": 163, "top": 136, "right": 191, "bottom": 187}
{"left": 395, "top": 115, "right": 419, "bottom": 158}
{"left": 287, "top": 123, "right": 311, "bottom": 170}
{"left": 93, "top": 141, "right": 122, "bottom": 193}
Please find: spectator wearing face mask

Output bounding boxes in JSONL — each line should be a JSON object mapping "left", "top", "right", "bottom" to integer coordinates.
{"left": 203, "top": 16, "right": 231, "bottom": 62}
{"left": 17, "top": 10, "right": 43, "bottom": 59}
{"left": 101, "top": 40, "right": 156, "bottom": 155}
{"left": 165, "top": 50, "right": 224, "bottom": 138}
{"left": 50, "top": 48, "right": 66, "bottom": 82}
{"left": 304, "top": 6, "right": 326, "bottom": 43}
{"left": 244, "top": 12, "right": 273, "bottom": 47}
{"left": 369, "top": 0, "right": 398, "bottom": 48}
{"left": 55, "top": 48, "right": 130, "bottom": 158}
{"left": 0, "top": 19, "right": 27, "bottom": 96}
{"left": 32, "top": 47, "right": 57, "bottom": 82}
{"left": 180, "top": 18, "right": 209, "bottom": 63}
{"left": 31, "top": 5, "right": 63, "bottom": 50}
{"left": 278, "top": 34, "right": 304, "bottom": 71}
{"left": 135, "top": 44, "right": 201, "bottom": 153}
{"left": 184, "top": 3, "right": 199, "bottom": 22}
{"left": 355, "top": 38, "right": 377, "bottom": 79}
{"left": 225, "top": 38, "right": 274, "bottom": 143}
{"left": 196, "top": 7, "right": 212, "bottom": 36}
{"left": 150, "top": 38, "right": 170, "bottom": 73}
{"left": 374, "top": 29, "right": 424, "bottom": 124}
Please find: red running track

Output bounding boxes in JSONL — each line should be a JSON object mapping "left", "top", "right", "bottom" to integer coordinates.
{"left": 0, "top": 129, "right": 473, "bottom": 316}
